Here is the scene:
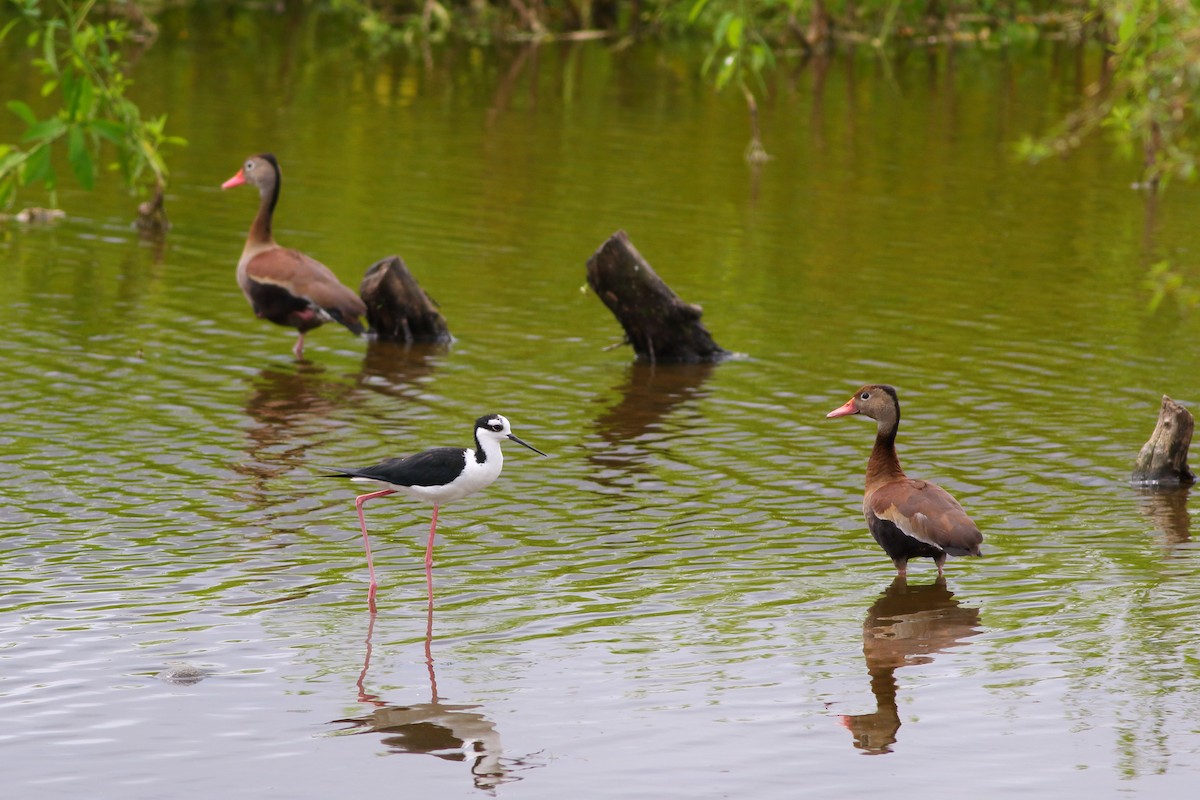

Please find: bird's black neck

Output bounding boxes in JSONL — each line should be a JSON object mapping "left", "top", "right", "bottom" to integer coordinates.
{"left": 473, "top": 430, "right": 487, "bottom": 464}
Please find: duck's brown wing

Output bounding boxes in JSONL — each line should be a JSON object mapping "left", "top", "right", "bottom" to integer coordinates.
{"left": 866, "top": 478, "right": 983, "bottom": 556}
{"left": 244, "top": 247, "right": 366, "bottom": 334}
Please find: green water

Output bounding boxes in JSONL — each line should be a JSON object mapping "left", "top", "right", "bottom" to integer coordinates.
{"left": 2, "top": 7, "right": 1200, "bottom": 798}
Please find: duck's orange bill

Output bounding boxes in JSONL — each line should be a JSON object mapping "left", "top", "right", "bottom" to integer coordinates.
{"left": 221, "top": 170, "right": 246, "bottom": 190}
{"left": 826, "top": 399, "right": 859, "bottom": 418}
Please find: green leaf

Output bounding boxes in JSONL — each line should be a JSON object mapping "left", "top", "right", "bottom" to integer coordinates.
{"left": 688, "top": 0, "right": 711, "bottom": 24}
{"left": 91, "top": 119, "right": 126, "bottom": 146}
{"left": 61, "top": 68, "right": 76, "bottom": 109}
{"left": 67, "top": 126, "right": 94, "bottom": 190}
{"left": 75, "top": 76, "right": 95, "bottom": 120}
{"left": 21, "top": 116, "right": 67, "bottom": 143}
{"left": 63, "top": 70, "right": 94, "bottom": 121}
{"left": 22, "top": 143, "right": 54, "bottom": 187}
{"left": 0, "top": 148, "right": 25, "bottom": 177}
{"left": 1118, "top": 11, "right": 1138, "bottom": 46}
{"left": 6, "top": 100, "right": 37, "bottom": 125}
{"left": 0, "top": 176, "right": 15, "bottom": 210}
{"left": 42, "top": 24, "right": 57, "bottom": 73}
{"left": 726, "top": 17, "right": 744, "bottom": 49}
{"left": 715, "top": 55, "right": 736, "bottom": 91}
{"left": 1, "top": 18, "right": 21, "bottom": 42}
{"left": 713, "top": 11, "right": 732, "bottom": 47}
{"left": 41, "top": 79, "right": 58, "bottom": 97}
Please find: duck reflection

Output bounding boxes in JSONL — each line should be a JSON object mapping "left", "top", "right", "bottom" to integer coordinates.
{"left": 840, "top": 576, "right": 982, "bottom": 754}
{"left": 333, "top": 608, "right": 525, "bottom": 791}
{"left": 236, "top": 362, "right": 358, "bottom": 502}
{"left": 237, "top": 343, "right": 444, "bottom": 504}
{"left": 590, "top": 362, "right": 714, "bottom": 479}
{"left": 1134, "top": 486, "right": 1191, "bottom": 546}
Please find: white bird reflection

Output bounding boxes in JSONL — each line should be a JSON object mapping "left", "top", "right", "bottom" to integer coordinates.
{"left": 331, "top": 604, "right": 540, "bottom": 791}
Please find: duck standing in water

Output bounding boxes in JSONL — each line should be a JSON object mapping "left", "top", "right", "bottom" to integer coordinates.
{"left": 222, "top": 154, "right": 367, "bottom": 359}
{"left": 827, "top": 384, "right": 983, "bottom": 577}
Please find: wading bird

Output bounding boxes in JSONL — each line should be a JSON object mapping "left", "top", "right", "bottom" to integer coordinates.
{"left": 827, "top": 385, "right": 983, "bottom": 577}
{"left": 327, "top": 414, "right": 547, "bottom": 612}
{"left": 222, "top": 154, "right": 366, "bottom": 359}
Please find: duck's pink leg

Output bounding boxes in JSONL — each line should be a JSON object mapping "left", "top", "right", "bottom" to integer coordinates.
{"left": 292, "top": 331, "right": 306, "bottom": 359}
{"left": 355, "top": 489, "right": 396, "bottom": 614}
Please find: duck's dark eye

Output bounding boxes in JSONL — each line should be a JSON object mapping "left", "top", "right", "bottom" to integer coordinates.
{"left": 490, "top": 423, "right": 503, "bottom": 431}
{"left": 860, "top": 392, "right": 870, "bottom": 400}
{"left": 245, "top": 161, "right": 254, "bottom": 171}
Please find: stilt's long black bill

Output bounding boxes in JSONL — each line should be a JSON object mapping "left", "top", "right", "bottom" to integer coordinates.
{"left": 508, "top": 434, "right": 548, "bottom": 457}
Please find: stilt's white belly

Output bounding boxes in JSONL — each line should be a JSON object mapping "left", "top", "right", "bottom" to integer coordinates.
{"left": 351, "top": 457, "right": 503, "bottom": 506}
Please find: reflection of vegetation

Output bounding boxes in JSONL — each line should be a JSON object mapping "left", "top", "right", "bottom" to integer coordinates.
{"left": 3, "top": 1, "right": 1198, "bottom": 205}
{"left": 1145, "top": 261, "right": 1200, "bottom": 313}
{"left": 689, "top": 0, "right": 775, "bottom": 162}
{"left": 318, "top": 2, "right": 1200, "bottom": 184}
{"left": 0, "top": 0, "right": 185, "bottom": 227}
{"left": 1019, "top": 0, "right": 1200, "bottom": 193}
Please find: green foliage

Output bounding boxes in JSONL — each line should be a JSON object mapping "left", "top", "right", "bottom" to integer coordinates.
{"left": 690, "top": 0, "right": 776, "bottom": 94}
{"left": 1018, "top": 0, "right": 1200, "bottom": 192}
{"left": 1145, "top": 260, "right": 1200, "bottom": 313}
{"left": 0, "top": 0, "right": 185, "bottom": 211}
{"left": 329, "top": 0, "right": 454, "bottom": 51}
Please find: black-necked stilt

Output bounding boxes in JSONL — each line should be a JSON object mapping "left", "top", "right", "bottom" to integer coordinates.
{"left": 327, "top": 414, "right": 547, "bottom": 611}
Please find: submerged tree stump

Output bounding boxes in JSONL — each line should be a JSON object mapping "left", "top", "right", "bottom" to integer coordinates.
{"left": 135, "top": 184, "right": 170, "bottom": 237}
{"left": 585, "top": 231, "right": 728, "bottom": 364}
{"left": 1132, "top": 395, "right": 1196, "bottom": 485}
{"left": 359, "top": 256, "right": 451, "bottom": 345}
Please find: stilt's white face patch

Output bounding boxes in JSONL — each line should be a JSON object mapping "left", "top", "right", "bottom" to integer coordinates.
{"left": 483, "top": 416, "right": 510, "bottom": 436}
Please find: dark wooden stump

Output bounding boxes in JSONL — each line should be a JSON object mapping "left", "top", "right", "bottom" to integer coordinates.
{"left": 1132, "top": 395, "right": 1196, "bottom": 485}
{"left": 585, "top": 231, "right": 728, "bottom": 364}
{"left": 135, "top": 184, "right": 170, "bottom": 237}
{"left": 359, "top": 256, "right": 451, "bottom": 345}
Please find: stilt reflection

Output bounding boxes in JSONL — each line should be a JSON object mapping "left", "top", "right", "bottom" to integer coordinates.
{"left": 332, "top": 603, "right": 538, "bottom": 791}
{"left": 839, "top": 576, "right": 982, "bottom": 754}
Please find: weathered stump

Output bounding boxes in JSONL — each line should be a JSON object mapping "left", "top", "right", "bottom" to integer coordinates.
{"left": 135, "top": 184, "right": 170, "bottom": 236}
{"left": 359, "top": 256, "right": 451, "bottom": 345}
{"left": 585, "top": 231, "right": 728, "bottom": 364}
{"left": 1132, "top": 395, "right": 1195, "bottom": 485}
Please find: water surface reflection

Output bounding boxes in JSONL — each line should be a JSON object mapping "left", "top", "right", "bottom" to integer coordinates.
{"left": 357, "top": 341, "right": 445, "bottom": 401}
{"left": 1135, "top": 486, "right": 1192, "bottom": 546}
{"left": 333, "top": 610, "right": 535, "bottom": 791}
{"left": 237, "top": 362, "right": 357, "bottom": 504}
{"left": 590, "top": 362, "right": 714, "bottom": 479}
{"left": 839, "top": 576, "right": 982, "bottom": 755}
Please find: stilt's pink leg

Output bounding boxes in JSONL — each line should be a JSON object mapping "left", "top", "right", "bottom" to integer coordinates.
{"left": 424, "top": 578, "right": 439, "bottom": 701}
{"left": 355, "top": 489, "right": 396, "bottom": 613}
{"left": 293, "top": 332, "right": 305, "bottom": 359}
{"left": 424, "top": 504, "right": 439, "bottom": 570}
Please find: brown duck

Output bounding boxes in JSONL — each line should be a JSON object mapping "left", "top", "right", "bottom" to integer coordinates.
{"left": 826, "top": 384, "right": 983, "bottom": 577}
{"left": 222, "top": 154, "right": 366, "bottom": 359}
